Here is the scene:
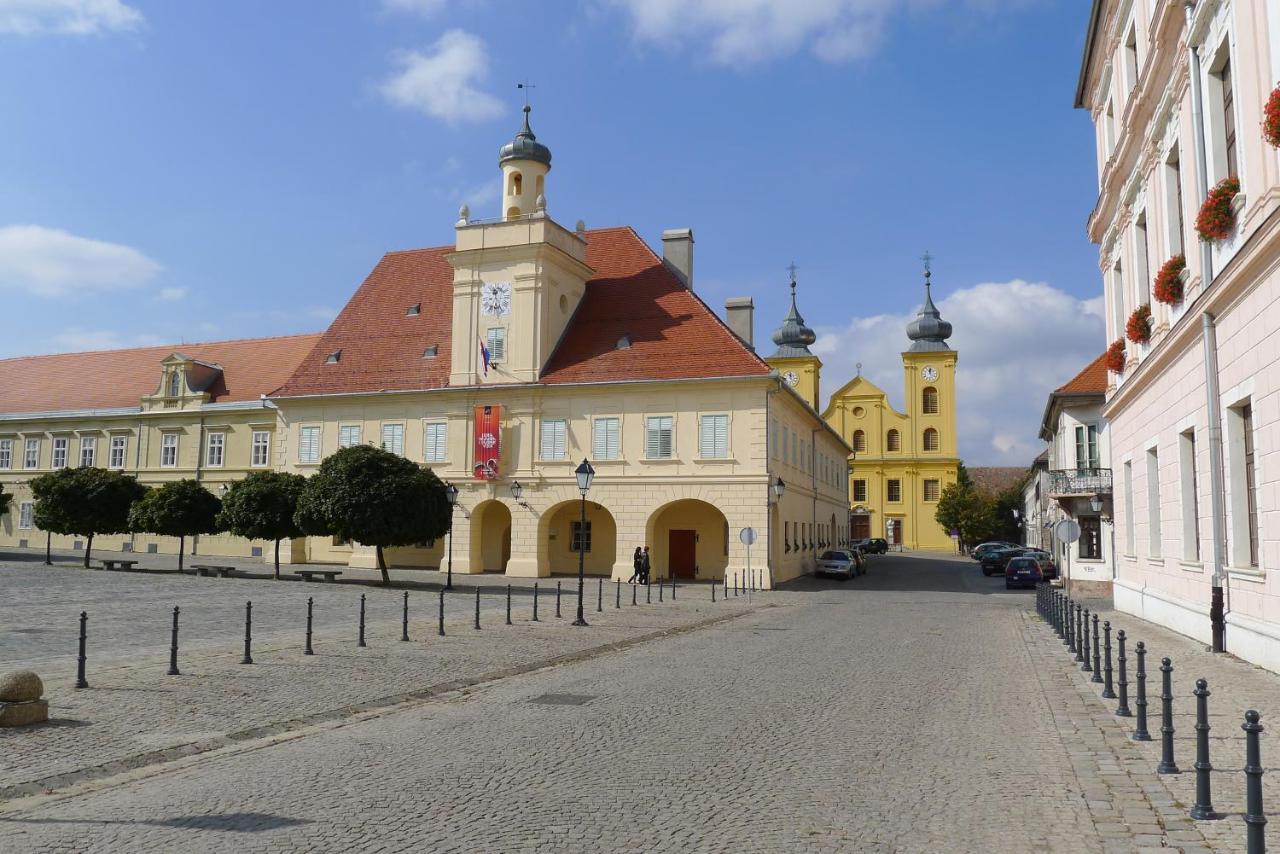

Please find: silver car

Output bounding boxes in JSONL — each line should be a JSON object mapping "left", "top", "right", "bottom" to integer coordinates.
{"left": 817, "top": 550, "right": 856, "bottom": 580}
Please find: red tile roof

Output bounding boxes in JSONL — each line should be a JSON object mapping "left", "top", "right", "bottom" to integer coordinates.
{"left": 1055, "top": 351, "right": 1109, "bottom": 395}
{"left": 275, "top": 226, "right": 770, "bottom": 397}
{"left": 0, "top": 333, "right": 321, "bottom": 415}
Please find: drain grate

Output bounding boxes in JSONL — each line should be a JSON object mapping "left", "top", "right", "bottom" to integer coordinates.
{"left": 529, "top": 693, "right": 595, "bottom": 706}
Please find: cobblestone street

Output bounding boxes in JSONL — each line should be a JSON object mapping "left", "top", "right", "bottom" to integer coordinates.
{"left": 2, "top": 553, "right": 1278, "bottom": 852}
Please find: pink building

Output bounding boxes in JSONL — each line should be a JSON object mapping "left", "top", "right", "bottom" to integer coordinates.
{"left": 1077, "top": 1, "right": 1280, "bottom": 670}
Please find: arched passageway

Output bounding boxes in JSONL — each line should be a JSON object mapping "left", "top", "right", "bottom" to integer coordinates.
{"left": 645, "top": 499, "right": 730, "bottom": 581}
{"left": 470, "top": 500, "right": 512, "bottom": 573}
{"left": 539, "top": 500, "right": 617, "bottom": 576}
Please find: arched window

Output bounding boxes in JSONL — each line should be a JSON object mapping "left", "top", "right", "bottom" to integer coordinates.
{"left": 167, "top": 371, "right": 181, "bottom": 397}
{"left": 506, "top": 206, "right": 522, "bottom": 220}
{"left": 922, "top": 386, "right": 939, "bottom": 414}
{"left": 923, "top": 428, "right": 940, "bottom": 452}
{"left": 886, "top": 429, "right": 900, "bottom": 452}
{"left": 509, "top": 172, "right": 522, "bottom": 196}
{"left": 852, "top": 429, "right": 866, "bottom": 454}
{"left": 535, "top": 174, "right": 544, "bottom": 197}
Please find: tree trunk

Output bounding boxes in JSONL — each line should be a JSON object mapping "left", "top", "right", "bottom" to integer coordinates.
{"left": 274, "top": 539, "right": 281, "bottom": 580}
{"left": 45, "top": 532, "right": 52, "bottom": 566}
{"left": 178, "top": 535, "right": 185, "bottom": 573}
{"left": 376, "top": 545, "right": 390, "bottom": 586}
{"left": 84, "top": 532, "right": 93, "bottom": 568}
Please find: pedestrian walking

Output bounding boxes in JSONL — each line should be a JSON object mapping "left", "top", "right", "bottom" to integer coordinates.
{"left": 641, "top": 545, "right": 652, "bottom": 585}
{"left": 629, "top": 547, "right": 642, "bottom": 584}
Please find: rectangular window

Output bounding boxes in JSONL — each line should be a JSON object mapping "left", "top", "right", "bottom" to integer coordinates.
{"left": 1124, "top": 24, "right": 1139, "bottom": 93}
{"left": 887, "top": 479, "right": 902, "bottom": 502}
{"left": 381, "top": 423, "right": 404, "bottom": 456}
{"left": 24, "top": 438, "right": 38, "bottom": 469}
{"left": 109, "top": 435, "right": 127, "bottom": 469}
{"left": 19, "top": 501, "right": 34, "bottom": 530}
{"left": 299, "top": 426, "right": 321, "bottom": 464}
{"left": 1180, "top": 429, "right": 1201, "bottom": 561}
{"left": 645, "top": 416, "right": 673, "bottom": 459}
{"left": 251, "top": 431, "right": 271, "bottom": 467}
{"left": 161, "top": 433, "right": 179, "bottom": 468}
{"left": 699, "top": 414, "right": 729, "bottom": 459}
{"left": 1075, "top": 425, "right": 1100, "bottom": 470}
{"left": 923, "top": 479, "right": 940, "bottom": 502}
{"left": 1112, "top": 261, "right": 1126, "bottom": 344}
{"left": 853, "top": 479, "right": 867, "bottom": 503}
{"left": 1134, "top": 213, "right": 1150, "bottom": 307}
{"left": 486, "top": 327, "right": 506, "bottom": 362}
{"left": 1147, "top": 447, "right": 1161, "bottom": 558}
{"left": 1124, "top": 460, "right": 1135, "bottom": 554}
{"left": 0, "top": 439, "right": 11, "bottom": 470}
{"left": 1166, "top": 146, "right": 1186, "bottom": 255}
{"left": 206, "top": 432, "right": 225, "bottom": 468}
{"left": 79, "top": 436, "right": 96, "bottom": 467}
{"left": 52, "top": 437, "right": 68, "bottom": 469}
{"left": 424, "top": 422, "right": 447, "bottom": 463}
{"left": 540, "top": 419, "right": 567, "bottom": 460}
{"left": 1079, "top": 516, "right": 1103, "bottom": 560}
{"left": 570, "top": 520, "right": 592, "bottom": 553}
{"left": 1221, "top": 58, "right": 1237, "bottom": 177}
{"left": 592, "top": 417, "right": 619, "bottom": 461}
{"left": 338, "top": 425, "right": 362, "bottom": 448}
{"left": 1229, "top": 403, "right": 1260, "bottom": 567}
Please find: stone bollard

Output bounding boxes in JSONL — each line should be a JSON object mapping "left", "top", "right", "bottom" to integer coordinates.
{"left": 1158, "top": 657, "right": 1179, "bottom": 774}
{"left": 438, "top": 588, "right": 445, "bottom": 636}
{"left": 507, "top": 585, "right": 513, "bottom": 626}
{"left": 1133, "top": 642, "right": 1152, "bottom": 740}
{"left": 1189, "top": 679, "right": 1219, "bottom": 820}
{"left": 1091, "top": 614, "right": 1103, "bottom": 684}
{"left": 242, "top": 601, "right": 254, "bottom": 665}
{"left": 305, "top": 597, "right": 314, "bottom": 655}
{"left": 401, "top": 591, "right": 410, "bottom": 642}
{"left": 1115, "top": 630, "right": 1131, "bottom": 717}
{"left": 0, "top": 670, "right": 49, "bottom": 727}
{"left": 75, "top": 611, "right": 89, "bottom": 689}
{"left": 474, "top": 587, "right": 481, "bottom": 630}
{"left": 358, "top": 594, "right": 367, "bottom": 648}
{"left": 1081, "top": 609, "right": 1093, "bottom": 672}
{"left": 1243, "top": 710, "right": 1266, "bottom": 853}
{"left": 168, "top": 605, "right": 181, "bottom": 676}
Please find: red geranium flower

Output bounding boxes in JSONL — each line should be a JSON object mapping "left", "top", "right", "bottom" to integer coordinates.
{"left": 1153, "top": 254, "right": 1186, "bottom": 305}
{"left": 1126, "top": 304, "right": 1152, "bottom": 345}
{"left": 1265, "top": 85, "right": 1280, "bottom": 148}
{"left": 1196, "top": 177, "right": 1240, "bottom": 242}
{"left": 1105, "top": 339, "right": 1126, "bottom": 374}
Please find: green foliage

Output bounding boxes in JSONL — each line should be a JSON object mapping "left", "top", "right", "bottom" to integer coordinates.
{"left": 29, "top": 467, "right": 146, "bottom": 566}
{"left": 130, "top": 479, "right": 223, "bottom": 570}
{"left": 295, "top": 445, "right": 450, "bottom": 584}
{"left": 217, "top": 471, "right": 307, "bottom": 577}
{"left": 934, "top": 481, "right": 998, "bottom": 549}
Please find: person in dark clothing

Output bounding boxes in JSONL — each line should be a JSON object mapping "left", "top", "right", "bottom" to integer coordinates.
{"left": 629, "top": 547, "right": 643, "bottom": 583}
{"left": 640, "top": 546, "right": 652, "bottom": 585}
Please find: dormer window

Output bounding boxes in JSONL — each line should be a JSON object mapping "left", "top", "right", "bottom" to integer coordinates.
{"left": 167, "top": 371, "right": 182, "bottom": 397}
{"left": 616, "top": 335, "right": 631, "bottom": 350}
{"left": 325, "top": 350, "right": 342, "bottom": 364}
{"left": 406, "top": 303, "right": 421, "bottom": 316}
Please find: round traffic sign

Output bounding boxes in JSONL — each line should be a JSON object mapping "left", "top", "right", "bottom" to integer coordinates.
{"left": 1054, "top": 519, "right": 1081, "bottom": 544}
{"left": 739, "top": 527, "right": 757, "bottom": 546}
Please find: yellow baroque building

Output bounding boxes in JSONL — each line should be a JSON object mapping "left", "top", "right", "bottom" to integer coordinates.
{"left": 0, "top": 107, "right": 852, "bottom": 586}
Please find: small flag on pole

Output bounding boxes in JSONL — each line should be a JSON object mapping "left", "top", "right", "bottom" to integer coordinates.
{"left": 479, "top": 336, "right": 490, "bottom": 377}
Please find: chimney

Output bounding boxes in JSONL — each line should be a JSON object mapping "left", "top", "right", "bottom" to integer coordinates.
{"left": 725, "top": 297, "right": 754, "bottom": 350}
{"left": 661, "top": 228, "right": 694, "bottom": 289}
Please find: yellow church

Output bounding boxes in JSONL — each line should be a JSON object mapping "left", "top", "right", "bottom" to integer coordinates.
{"left": 765, "top": 265, "right": 960, "bottom": 552}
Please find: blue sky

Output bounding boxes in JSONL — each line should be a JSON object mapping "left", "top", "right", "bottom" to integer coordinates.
{"left": 0, "top": 0, "right": 1105, "bottom": 465}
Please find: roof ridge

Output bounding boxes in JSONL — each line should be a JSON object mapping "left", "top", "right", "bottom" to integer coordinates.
{"left": 0, "top": 331, "right": 325, "bottom": 364}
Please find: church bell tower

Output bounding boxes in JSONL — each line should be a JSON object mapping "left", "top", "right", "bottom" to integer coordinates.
{"left": 765, "top": 269, "right": 822, "bottom": 410}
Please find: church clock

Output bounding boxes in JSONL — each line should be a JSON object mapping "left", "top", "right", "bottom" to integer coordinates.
{"left": 480, "top": 281, "right": 512, "bottom": 316}
{"left": 921, "top": 366, "right": 938, "bottom": 381}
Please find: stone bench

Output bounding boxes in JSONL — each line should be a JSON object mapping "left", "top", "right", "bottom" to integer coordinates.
{"left": 293, "top": 569, "right": 342, "bottom": 583}
{"left": 190, "top": 564, "right": 240, "bottom": 578}
{"left": 97, "top": 559, "right": 140, "bottom": 572}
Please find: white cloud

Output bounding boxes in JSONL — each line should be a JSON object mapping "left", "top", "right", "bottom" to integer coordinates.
{"left": 380, "top": 0, "right": 446, "bottom": 16}
{"left": 0, "top": 0, "right": 143, "bottom": 35}
{"left": 812, "top": 279, "right": 1106, "bottom": 466}
{"left": 606, "top": 0, "right": 1040, "bottom": 66}
{"left": 380, "top": 29, "right": 504, "bottom": 125}
{"left": 157, "top": 286, "right": 186, "bottom": 301}
{"left": 0, "top": 224, "right": 161, "bottom": 297}
{"left": 49, "top": 327, "right": 161, "bottom": 352}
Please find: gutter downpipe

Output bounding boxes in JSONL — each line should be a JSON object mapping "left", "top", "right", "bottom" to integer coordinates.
{"left": 1184, "top": 0, "right": 1226, "bottom": 653}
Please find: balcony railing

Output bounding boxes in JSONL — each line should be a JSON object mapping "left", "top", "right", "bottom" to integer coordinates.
{"left": 1048, "top": 468, "right": 1112, "bottom": 497}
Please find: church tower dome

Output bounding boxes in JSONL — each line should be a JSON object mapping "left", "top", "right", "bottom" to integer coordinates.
{"left": 498, "top": 105, "right": 552, "bottom": 221}
{"left": 906, "top": 264, "right": 952, "bottom": 352}
{"left": 764, "top": 266, "right": 823, "bottom": 410}
{"left": 771, "top": 271, "right": 817, "bottom": 357}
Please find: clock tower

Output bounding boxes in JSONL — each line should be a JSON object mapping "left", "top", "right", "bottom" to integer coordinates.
{"left": 901, "top": 264, "right": 958, "bottom": 460}
{"left": 764, "top": 271, "right": 822, "bottom": 410}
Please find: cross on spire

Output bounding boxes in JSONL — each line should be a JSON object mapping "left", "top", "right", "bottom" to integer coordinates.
{"left": 517, "top": 81, "right": 536, "bottom": 107}
{"left": 920, "top": 250, "right": 934, "bottom": 278}
{"left": 786, "top": 261, "right": 798, "bottom": 291}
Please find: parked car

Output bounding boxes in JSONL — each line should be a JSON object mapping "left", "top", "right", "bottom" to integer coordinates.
{"left": 980, "top": 546, "right": 1024, "bottom": 577}
{"left": 850, "top": 538, "right": 872, "bottom": 553}
{"left": 817, "top": 550, "right": 857, "bottom": 580}
{"left": 1020, "top": 548, "right": 1058, "bottom": 580}
{"left": 972, "top": 541, "right": 1019, "bottom": 561}
{"left": 845, "top": 548, "right": 867, "bottom": 575}
{"left": 863, "top": 538, "right": 889, "bottom": 554}
{"left": 1004, "top": 556, "right": 1044, "bottom": 590}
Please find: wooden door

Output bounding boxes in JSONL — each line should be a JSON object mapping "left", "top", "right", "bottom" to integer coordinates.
{"left": 852, "top": 516, "right": 870, "bottom": 539}
{"left": 669, "top": 530, "right": 697, "bottom": 579}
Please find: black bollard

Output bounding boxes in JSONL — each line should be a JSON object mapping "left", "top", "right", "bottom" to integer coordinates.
{"left": 556, "top": 581, "right": 562, "bottom": 618}
{"left": 76, "top": 611, "right": 89, "bottom": 689}
{"left": 401, "top": 590, "right": 410, "bottom": 642}
{"left": 659, "top": 577, "right": 664, "bottom": 602}
{"left": 474, "top": 587, "right": 480, "bottom": 630}
{"left": 305, "top": 597, "right": 314, "bottom": 655}
{"left": 1066, "top": 598, "right": 1075, "bottom": 650}
{"left": 616, "top": 579, "right": 621, "bottom": 609}
{"left": 1158, "top": 657, "right": 1179, "bottom": 774}
{"left": 506, "top": 585, "right": 513, "bottom": 625}
{"left": 712, "top": 580, "right": 716, "bottom": 603}
{"left": 1075, "top": 605, "right": 1084, "bottom": 661}
{"left": 241, "top": 600, "right": 254, "bottom": 665}
{"left": 597, "top": 577, "right": 603, "bottom": 613}
{"left": 1081, "top": 609, "right": 1093, "bottom": 672}
{"left": 1133, "top": 642, "right": 1152, "bottom": 740}
{"left": 358, "top": 594, "right": 367, "bottom": 648}
{"left": 167, "top": 605, "right": 181, "bottom": 676}
{"left": 1115, "top": 629, "right": 1131, "bottom": 716}
{"left": 1102, "top": 620, "right": 1116, "bottom": 697}
{"left": 672, "top": 578, "right": 677, "bottom": 601}
{"left": 632, "top": 582, "right": 637, "bottom": 607}
{"left": 1189, "top": 679, "right": 1219, "bottom": 820}
{"left": 533, "top": 583, "right": 539, "bottom": 622}
{"left": 1091, "top": 614, "right": 1103, "bottom": 684}
{"left": 1243, "top": 710, "right": 1267, "bottom": 853}
{"left": 647, "top": 581, "right": 652, "bottom": 604}
{"left": 735, "top": 574, "right": 739, "bottom": 597}
{"left": 438, "top": 587, "right": 445, "bottom": 636}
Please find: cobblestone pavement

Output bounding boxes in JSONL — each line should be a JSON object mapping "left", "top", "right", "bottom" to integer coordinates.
{"left": 1, "top": 554, "right": 1276, "bottom": 851}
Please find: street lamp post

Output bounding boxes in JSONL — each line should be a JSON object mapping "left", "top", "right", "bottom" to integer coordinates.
{"left": 445, "top": 482, "right": 459, "bottom": 590}
{"left": 573, "top": 459, "right": 595, "bottom": 627}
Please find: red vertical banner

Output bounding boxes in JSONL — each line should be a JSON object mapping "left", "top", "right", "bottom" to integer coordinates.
{"left": 473, "top": 405, "right": 501, "bottom": 480}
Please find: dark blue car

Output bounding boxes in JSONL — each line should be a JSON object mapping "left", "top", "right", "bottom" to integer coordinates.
{"left": 1004, "top": 556, "right": 1044, "bottom": 590}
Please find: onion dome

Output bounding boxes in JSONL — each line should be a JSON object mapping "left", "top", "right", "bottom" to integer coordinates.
{"left": 771, "top": 273, "right": 817, "bottom": 357}
{"left": 906, "top": 265, "right": 952, "bottom": 352}
{"left": 498, "top": 105, "right": 552, "bottom": 168}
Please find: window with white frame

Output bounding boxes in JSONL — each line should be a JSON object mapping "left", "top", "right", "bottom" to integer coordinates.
{"left": 19, "top": 501, "right": 33, "bottom": 530}
{"left": 1146, "top": 447, "right": 1161, "bottom": 557}
{"left": 299, "top": 426, "right": 321, "bottom": 464}
{"left": 1180, "top": 429, "right": 1201, "bottom": 562}
{"left": 52, "top": 437, "right": 68, "bottom": 468}
{"left": 24, "top": 438, "right": 38, "bottom": 469}
{"left": 1134, "top": 212, "right": 1150, "bottom": 307}
{"left": 161, "top": 432, "right": 179, "bottom": 467}
{"left": 1123, "top": 23, "right": 1139, "bottom": 94}
{"left": 1075, "top": 425, "right": 1100, "bottom": 470}
{"left": 109, "top": 435, "right": 127, "bottom": 469}
{"left": 1207, "top": 44, "right": 1239, "bottom": 182}
{"left": 1228, "top": 402, "right": 1259, "bottom": 568}
{"left": 251, "top": 431, "right": 270, "bottom": 467}
{"left": 338, "top": 425, "right": 362, "bottom": 448}
{"left": 79, "top": 436, "right": 96, "bottom": 467}
{"left": 381, "top": 423, "right": 404, "bottom": 456}
{"left": 0, "top": 439, "right": 11, "bottom": 470}
{"left": 206, "top": 432, "right": 225, "bottom": 468}
{"left": 540, "top": 419, "right": 567, "bottom": 460}
{"left": 699, "top": 414, "right": 729, "bottom": 459}
{"left": 1123, "top": 460, "right": 1135, "bottom": 554}
{"left": 1165, "top": 145, "right": 1186, "bottom": 255}
{"left": 592, "top": 417, "right": 619, "bottom": 461}
{"left": 1111, "top": 260, "right": 1126, "bottom": 342}
{"left": 645, "top": 416, "right": 673, "bottom": 459}
{"left": 486, "top": 327, "right": 506, "bottom": 362}
{"left": 424, "top": 422, "right": 447, "bottom": 463}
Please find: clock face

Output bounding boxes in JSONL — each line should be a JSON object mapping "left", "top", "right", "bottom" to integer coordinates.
{"left": 921, "top": 366, "right": 938, "bottom": 382}
{"left": 783, "top": 370, "right": 799, "bottom": 387}
{"left": 480, "top": 281, "right": 512, "bottom": 317}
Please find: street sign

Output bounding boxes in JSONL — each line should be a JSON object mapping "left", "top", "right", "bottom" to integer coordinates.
{"left": 1054, "top": 519, "right": 1081, "bottom": 544}
{"left": 739, "top": 527, "right": 757, "bottom": 546}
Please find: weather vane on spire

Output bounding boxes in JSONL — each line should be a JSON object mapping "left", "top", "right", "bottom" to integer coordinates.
{"left": 787, "top": 261, "right": 798, "bottom": 289}
{"left": 517, "top": 81, "right": 536, "bottom": 108}
{"left": 921, "top": 250, "right": 934, "bottom": 278}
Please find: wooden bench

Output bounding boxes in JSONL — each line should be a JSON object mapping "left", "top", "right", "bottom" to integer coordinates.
{"left": 97, "top": 559, "right": 140, "bottom": 572}
{"left": 190, "top": 564, "right": 240, "bottom": 578}
{"left": 294, "top": 569, "right": 342, "bottom": 583}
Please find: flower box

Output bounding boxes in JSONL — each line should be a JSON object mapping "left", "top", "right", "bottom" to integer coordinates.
{"left": 1153, "top": 254, "right": 1186, "bottom": 305}
{"left": 1126, "top": 304, "right": 1152, "bottom": 345}
{"left": 1105, "top": 339, "right": 1127, "bottom": 374}
{"left": 1196, "top": 177, "right": 1241, "bottom": 242}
